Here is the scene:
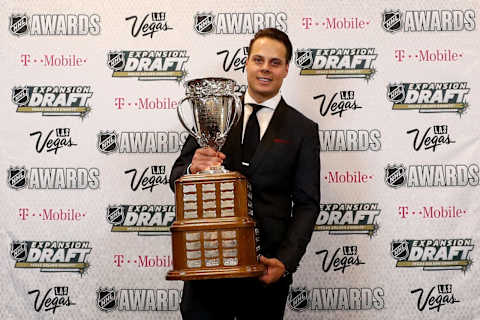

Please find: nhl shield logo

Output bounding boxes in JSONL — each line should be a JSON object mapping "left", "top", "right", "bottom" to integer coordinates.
{"left": 107, "top": 52, "right": 125, "bottom": 71}
{"left": 194, "top": 13, "right": 214, "bottom": 34}
{"left": 12, "top": 87, "right": 30, "bottom": 106}
{"left": 9, "top": 14, "right": 29, "bottom": 36}
{"left": 295, "top": 49, "right": 313, "bottom": 69}
{"left": 385, "top": 164, "right": 406, "bottom": 188}
{"left": 391, "top": 240, "right": 409, "bottom": 261}
{"left": 387, "top": 84, "right": 405, "bottom": 103}
{"left": 96, "top": 288, "right": 117, "bottom": 312}
{"left": 7, "top": 167, "right": 27, "bottom": 189}
{"left": 287, "top": 288, "right": 309, "bottom": 312}
{"left": 97, "top": 131, "right": 118, "bottom": 154}
{"left": 382, "top": 10, "right": 402, "bottom": 33}
{"left": 106, "top": 206, "right": 125, "bottom": 225}
{"left": 10, "top": 241, "right": 27, "bottom": 261}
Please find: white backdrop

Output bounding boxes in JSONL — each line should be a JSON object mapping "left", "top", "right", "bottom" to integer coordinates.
{"left": 1, "top": 0, "right": 480, "bottom": 319}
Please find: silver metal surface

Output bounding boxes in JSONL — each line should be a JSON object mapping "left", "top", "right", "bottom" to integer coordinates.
{"left": 186, "top": 241, "right": 201, "bottom": 250}
{"left": 183, "top": 184, "right": 197, "bottom": 193}
{"left": 221, "top": 208, "right": 234, "bottom": 217}
{"left": 203, "top": 231, "right": 218, "bottom": 240}
{"left": 222, "top": 239, "right": 237, "bottom": 248}
{"left": 221, "top": 230, "right": 236, "bottom": 239}
{"left": 202, "top": 183, "right": 215, "bottom": 191}
{"left": 205, "top": 258, "right": 220, "bottom": 267}
{"left": 186, "top": 232, "right": 200, "bottom": 241}
{"left": 177, "top": 78, "right": 242, "bottom": 173}
{"left": 187, "top": 260, "right": 202, "bottom": 268}
{"left": 204, "top": 249, "right": 219, "bottom": 258}
{"left": 223, "top": 257, "right": 238, "bottom": 266}
{"left": 220, "top": 182, "right": 234, "bottom": 190}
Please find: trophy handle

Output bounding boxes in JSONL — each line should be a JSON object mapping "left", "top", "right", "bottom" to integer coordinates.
{"left": 224, "top": 93, "right": 242, "bottom": 136}
{"left": 177, "top": 97, "right": 203, "bottom": 144}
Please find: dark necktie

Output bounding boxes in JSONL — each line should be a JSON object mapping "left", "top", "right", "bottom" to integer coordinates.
{"left": 242, "top": 104, "right": 264, "bottom": 163}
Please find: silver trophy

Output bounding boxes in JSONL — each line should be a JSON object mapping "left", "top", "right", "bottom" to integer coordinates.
{"left": 168, "top": 77, "right": 264, "bottom": 281}
{"left": 178, "top": 77, "right": 242, "bottom": 173}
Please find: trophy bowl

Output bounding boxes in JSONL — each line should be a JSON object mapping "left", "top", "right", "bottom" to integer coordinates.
{"left": 177, "top": 77, "right": 242, "bottom": 173}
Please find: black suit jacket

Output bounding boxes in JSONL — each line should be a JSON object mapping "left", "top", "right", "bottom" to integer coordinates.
{"left": 169, "top": 97, "right": 320, "bottom": 273}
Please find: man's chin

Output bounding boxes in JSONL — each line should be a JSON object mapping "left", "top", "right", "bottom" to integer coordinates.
{"left": 251, "top": 88, "right": 275, "bottom": 97}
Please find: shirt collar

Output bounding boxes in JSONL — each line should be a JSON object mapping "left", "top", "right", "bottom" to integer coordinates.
{"left": 244, "top": 90, "right": 281, "bottom": 111}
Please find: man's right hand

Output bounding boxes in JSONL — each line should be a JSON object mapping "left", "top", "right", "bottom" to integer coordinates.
{"left": 190, "top": 147, "right": 226, "bottom": 174}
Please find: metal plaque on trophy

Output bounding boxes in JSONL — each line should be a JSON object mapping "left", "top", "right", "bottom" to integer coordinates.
{"left": 166, "top": 77, "right": 265, "bottom": 280}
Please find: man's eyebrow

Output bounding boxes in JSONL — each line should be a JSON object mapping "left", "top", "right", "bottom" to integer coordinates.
{"left": 250, "top": 54, "right": 284, "bottom": 63}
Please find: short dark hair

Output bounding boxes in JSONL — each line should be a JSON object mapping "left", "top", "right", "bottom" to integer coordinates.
{"left": 248, "top": 28, "right": 292, "bottom": 64}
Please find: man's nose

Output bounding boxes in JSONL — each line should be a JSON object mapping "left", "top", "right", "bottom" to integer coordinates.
{"left": 260, "top": 62, "right": 271, "bottom": 73}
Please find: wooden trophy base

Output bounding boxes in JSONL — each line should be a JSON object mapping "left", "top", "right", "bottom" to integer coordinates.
{"left": 166, "top": 264, "right": 265, "bottom": 280}
{"left": 167, "top": 172, "right": 264, "bottom": 281}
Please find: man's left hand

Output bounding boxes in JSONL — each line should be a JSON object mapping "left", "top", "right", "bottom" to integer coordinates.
{"left": 258, "top": 256, "right": 286, "bottom": 284}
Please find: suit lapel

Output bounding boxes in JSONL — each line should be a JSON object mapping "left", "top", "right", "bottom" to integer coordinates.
{"left": 247, "top": 98, "right": 288, "bottom": 175}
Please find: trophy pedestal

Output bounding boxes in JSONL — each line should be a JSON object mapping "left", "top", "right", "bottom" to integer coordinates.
{"left": 166, "top": 172, "right": 264, "bottom": 280}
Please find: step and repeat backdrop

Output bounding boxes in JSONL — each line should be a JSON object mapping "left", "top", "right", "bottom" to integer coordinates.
{"left": 1, "top": 0, "right": 480, "bottom": 319}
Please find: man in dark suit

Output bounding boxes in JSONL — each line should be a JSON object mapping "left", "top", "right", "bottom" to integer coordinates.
{"left": 169, "top": 28, "right": 320, "bottom": 320}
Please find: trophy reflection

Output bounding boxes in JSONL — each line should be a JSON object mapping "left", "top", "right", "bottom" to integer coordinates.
{"left": 166, "top": 77, "right": 264, "bottom": 280}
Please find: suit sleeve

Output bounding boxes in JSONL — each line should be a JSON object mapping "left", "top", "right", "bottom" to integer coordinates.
{"left": 275, "top": 121, "right": 320, "bottom": 273}
{"left": 169, "top": 135, "right": 200, "bottom": 192}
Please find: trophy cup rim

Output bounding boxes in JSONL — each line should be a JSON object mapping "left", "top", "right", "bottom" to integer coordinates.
{"left": 184, "top": 77, "right": 237, "bottom": 86}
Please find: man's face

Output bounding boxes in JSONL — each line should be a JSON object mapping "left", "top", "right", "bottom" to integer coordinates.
{"left": 246, "top": 37, "right": 289, "bottom": 103}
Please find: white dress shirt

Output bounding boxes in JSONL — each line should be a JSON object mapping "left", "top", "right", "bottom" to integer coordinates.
{"left": 242, "top": 90, "right": 282, "bottom": 143}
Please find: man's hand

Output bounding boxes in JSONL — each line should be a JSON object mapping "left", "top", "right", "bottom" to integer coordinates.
{"left": 190, "top": 147, "right": 226, "bottom": 174}
{"left": 258, "top": 256, "right": 286, "bottom": 284}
